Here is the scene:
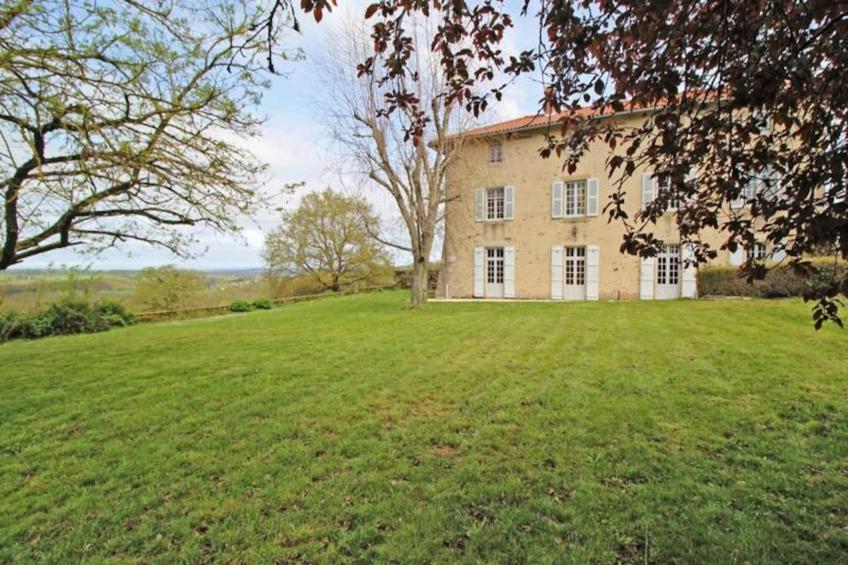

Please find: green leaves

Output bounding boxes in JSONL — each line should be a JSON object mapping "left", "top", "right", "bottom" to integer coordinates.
{"left": 0, "top": 0, "right": 283, "bottom": 270}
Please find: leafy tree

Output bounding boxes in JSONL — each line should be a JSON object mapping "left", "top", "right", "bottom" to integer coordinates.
{"left": 134, "top": 266, "right": 205, "bottom": 311}
{"left": 0, "top": 0, "right": 296, "bottom": 270}
{"left": 293, "top": 0, "right": 848, "bottom": 325}
{"left": 263, "top": 189, "right": 391, "bottom": 292}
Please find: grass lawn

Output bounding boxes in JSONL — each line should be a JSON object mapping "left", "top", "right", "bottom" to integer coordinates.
{"left": 1, "top": 290, "right": 847, "bottom": 563}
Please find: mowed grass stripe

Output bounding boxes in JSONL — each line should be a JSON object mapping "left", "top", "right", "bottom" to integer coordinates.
{"left": 0, "top": 290, "right": 846, "bottom": 563}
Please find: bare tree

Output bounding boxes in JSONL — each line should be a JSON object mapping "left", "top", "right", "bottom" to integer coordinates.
{"left": 0, "top": 0, "right": 296, "bottom": 270}
{"left": 315, "top": 19, "right": 468, "bottom": 306}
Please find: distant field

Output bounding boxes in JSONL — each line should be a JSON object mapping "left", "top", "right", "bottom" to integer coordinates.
{"left": 1, "top": 290, "right": 846, "bottom": 562}
{"left": 0, "top": 270, "right": 272, "bottom": 313}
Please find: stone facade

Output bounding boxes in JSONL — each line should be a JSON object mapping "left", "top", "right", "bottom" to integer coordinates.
{"left": 437, "top": 111, "right": 753, "bottom": 300}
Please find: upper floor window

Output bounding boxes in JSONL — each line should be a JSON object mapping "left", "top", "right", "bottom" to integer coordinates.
{"left": 655, "top": 176, "right": 683, "bottom": 210}
{"left": 489, "top": 142, "right": 503, "bottom": 163}
{"left": 565, "top": 180, "right": 587, "bottom": 216}
{"left": 732, "top": 167, "right": 779, "bottom": 209}
{"left": 486, "top": 187, "right": 505, "bottom": 220}
{"left": 475, "top": 185, "right": 514, "bottom": 221}
{"left": 642, "top": 172, "right": 690, "bottom": 211}
{"left": 552, "top": 179, "right": 599, "bottom": 218}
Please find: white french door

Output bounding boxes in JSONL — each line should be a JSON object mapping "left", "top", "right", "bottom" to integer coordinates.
{"left": 564, "top": 246, "right": 586, "bottom": 300}
{"left": 486, "top": 247, "right": 505, "bottom": 298}
{"left": 655, "top": 244, "right": 681, "bottom": 300}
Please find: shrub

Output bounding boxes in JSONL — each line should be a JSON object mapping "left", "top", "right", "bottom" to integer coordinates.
{"left": 252, "top": 297, "right": 272, "bottom": 310}
{"left": 699, "top": 263, "right": 847, "bottom": 298}
{"left": 808, "top": 266, "right": 844, "bottom": 298}
{"left": 40, "top": 299, "right": 99, "bottom": 335}
{"left": 16, "top": 311, "right": 56, "bottom": 339}
{"left": 0, "top": 299, "right": 137, "bottom": 342}
{"left": 94, "top": 300, "right": 137, "bottom": 326}
{"left": 229, "top": 300, "right": 253, "bottom": 313}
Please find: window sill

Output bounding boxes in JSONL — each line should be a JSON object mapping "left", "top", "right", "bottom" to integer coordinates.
{"left": 554, "top": 215, "right": 596, "bottom": 220}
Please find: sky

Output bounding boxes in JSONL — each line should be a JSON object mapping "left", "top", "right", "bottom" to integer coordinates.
{"left": 13, "top": 0, "right": 542, "bottom": 272}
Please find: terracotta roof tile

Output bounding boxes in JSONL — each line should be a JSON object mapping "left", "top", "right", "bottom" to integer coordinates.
{"left": 456, "top": 94, "right": 721, "bottom": 139}
{"left": 454, "top": 100, "right": 680, "bottom": 139}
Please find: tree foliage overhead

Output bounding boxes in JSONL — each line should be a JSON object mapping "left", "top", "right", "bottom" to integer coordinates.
{"left": 263, "top": 189, "right": 391, "bottom": 292}
{"left": 0, "top": 0, "right": 295, "bottom": 270}
{"left": 295, "top": 0, "right": 848, "bottom": 326}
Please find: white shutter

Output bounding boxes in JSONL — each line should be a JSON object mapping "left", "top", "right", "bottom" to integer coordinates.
{"left": 552, "top": 181, "right": 564, "bottom": 218}
{"left": 772, "top": 246, "right": 787, "bottom": 262}
{"left": 586, "top": 245, "right": 600, "bottom": 300}
{"left": 728, "top": 246, "right": 744, "bottom": 266}
{"left": 681, "top": 244, "right": 697, "bottom": 298}
{"left": 504, "top": 185, "right": 515, "bottom": 220}
{"left": 642, "top": 173, "right": 655, "bottom": 207}
{"left": 473, "top": 247, "right": 485, "bottom": 297}
{"left": 475, "top": 188, "right": 485, "bottom": 221}
{"left": 551, "top": 246, "right": 564, "bottom": 300}
{"left": 587, "top": 178, "right": 600, "bottom": 216}
{"left": 504, "top": 246, "right": 515, "bottom": 298}
{"left": 639, "top": 256, "right": 655, "bottom": 300}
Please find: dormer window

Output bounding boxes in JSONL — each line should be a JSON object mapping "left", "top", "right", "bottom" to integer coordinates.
{"left": 489, "top": 142, "right": 503, "bottom": 163}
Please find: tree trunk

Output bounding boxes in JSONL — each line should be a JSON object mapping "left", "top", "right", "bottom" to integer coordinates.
{"left": 410, "top": 256, "right": 429, "bottom": 306}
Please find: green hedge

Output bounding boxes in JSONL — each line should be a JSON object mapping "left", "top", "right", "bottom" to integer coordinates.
{"left": 699, "top": 263, "right": 846, "bottom": 298}
{"left": 0, "top": 299, "right": 136, "bottom": 342}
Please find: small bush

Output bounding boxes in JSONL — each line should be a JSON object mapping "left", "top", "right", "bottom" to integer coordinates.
{"left": 40, "top": 299, "right": 99, "bottom": 335}
{"left": 94, "top": 300, "right": 137, "bottom": 326}
{"left": 229, "top": 300, "right": 253, "bottom": 313}
{"left": 16, "top": 311, "right": 56, "bottom": 339}
{"left": 252, "top": 298, "right": 272, "bottom": 310}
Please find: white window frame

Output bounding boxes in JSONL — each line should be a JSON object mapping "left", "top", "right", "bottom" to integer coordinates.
{"left": 485, "top": 187, "right": 505, "bottom": 220}
{"left": 564, "top": 246, "right": 586, "bottom": 287}
{"left": 486, "top": 247, "right": 505, "bottom": 284}
{"left": 748, "top": 242, "right": 768, "bottom": 262}
{"left": 489, "top": 142, "right": 503, "bottom": 163}
{"left": 653, "top": 175, "right": 682, "bottom": 211}
{"left": 565, "top": 180, "right": 587, "bottom": 217}
{"left": 733, "top": 168, "right": 776, "bottom": 209}
{"left": 656, "top": 244, "right": 680, "bottom": 286}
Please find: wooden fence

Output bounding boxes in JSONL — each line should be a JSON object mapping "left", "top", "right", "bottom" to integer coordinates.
{"left": 135, "top": 284, "right": 399, "bottom": 323}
